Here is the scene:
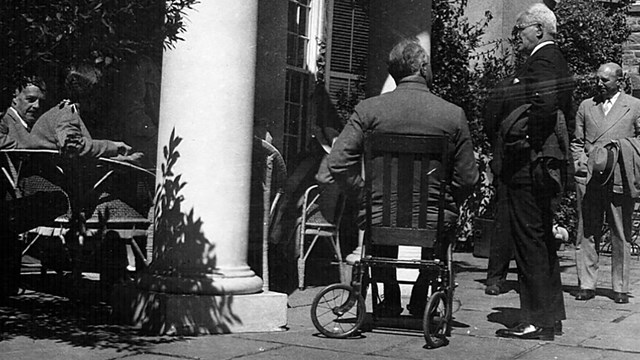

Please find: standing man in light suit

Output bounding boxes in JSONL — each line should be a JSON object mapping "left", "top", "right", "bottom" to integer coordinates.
{"left": 572, "top": 62, "right": 640, "bottom": 304}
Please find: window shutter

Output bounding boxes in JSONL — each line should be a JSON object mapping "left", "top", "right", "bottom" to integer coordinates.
{"left": 325, "top": 0, "right": 370, "bottom": 110}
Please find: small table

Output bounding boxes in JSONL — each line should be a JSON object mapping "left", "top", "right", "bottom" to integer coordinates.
{"left": 1, "top": 149, "right": 155, "bottom": 286}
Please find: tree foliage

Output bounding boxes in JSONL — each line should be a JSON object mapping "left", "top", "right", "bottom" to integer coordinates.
{"left": 556, "top": 0, "right": 631, "bottom": 107}
{"left": 0, "top": 0, "right": 199, "bottom": 104}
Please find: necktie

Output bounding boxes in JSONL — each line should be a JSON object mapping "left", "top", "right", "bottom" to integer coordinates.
{"left": 603, "top": 100, "right": 612, "bottom": 115}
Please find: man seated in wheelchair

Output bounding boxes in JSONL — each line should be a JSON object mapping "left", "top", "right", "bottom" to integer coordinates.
{"left": 326, "top": 38, "right": 478, "bottom": 317}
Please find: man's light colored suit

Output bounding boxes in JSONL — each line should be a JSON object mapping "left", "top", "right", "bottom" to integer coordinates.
{"left": 0, "top": 104, "right": 120, "bottom": 158}
{"left": 572, "top": 92, "right": 640, "bottom": 294}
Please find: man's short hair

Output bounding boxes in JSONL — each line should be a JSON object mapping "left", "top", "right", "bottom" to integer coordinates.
{"left": 14, "top": 75, "right": 46, "bottom": 94}
{"left": 518, "top": 3, "right": 557, "bottom": 36}
{"left": 387, "top": 39, "right": 429, "bottom": 81}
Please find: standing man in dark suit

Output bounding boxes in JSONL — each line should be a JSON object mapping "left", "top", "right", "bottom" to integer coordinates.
{"left": 327, "top": 38, "right": 478, "bottom": 317}
{"left": 572, "top": 63, "right": 640, "bottom": 304}
{"left": 493, "top": 3, "right": 574, "bottom": 341}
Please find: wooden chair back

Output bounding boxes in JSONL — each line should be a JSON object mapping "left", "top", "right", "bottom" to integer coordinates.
{"left": 363, "top": 133, "right": 453, "bottom": 251}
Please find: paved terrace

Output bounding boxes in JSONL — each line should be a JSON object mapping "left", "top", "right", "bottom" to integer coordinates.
{"left": 1, "top": 246, "right": 640, "bottom": 360}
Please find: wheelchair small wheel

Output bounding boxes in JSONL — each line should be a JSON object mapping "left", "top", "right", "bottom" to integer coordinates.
{"left": 310, "top": 283, "right": 365, "bottom": 338}
{"left": 423, "top": 290, "right": 450, "bottom": 348}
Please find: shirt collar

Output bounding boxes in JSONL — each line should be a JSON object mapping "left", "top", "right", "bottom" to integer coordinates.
{"left": 395, "top": 75, "right": 429, "bottom": 89}
{"left": 8, "top": 107, "right": 30, "bottom": 130}
{"left": 607, "top": 91, "right": 621, "bottom": 105}
{"left": 530, "top": 40, "right": 554, "bottom": 56}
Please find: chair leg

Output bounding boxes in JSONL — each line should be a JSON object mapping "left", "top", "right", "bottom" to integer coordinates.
{"left": 297, "top": 257, "right": 305, "bottom": 290}
{"left": 331, "top": 235, "right": 347, "bottom": 284}
{"left": 298, "top": 224, "right": 305, "bottom": 290}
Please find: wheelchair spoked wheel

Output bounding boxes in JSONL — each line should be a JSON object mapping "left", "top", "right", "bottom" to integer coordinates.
{"left": 422, "top": 290, "right": 450, "bottom": 348}
{"left": 311, "top": 283, "right": 365, "bottom": 338}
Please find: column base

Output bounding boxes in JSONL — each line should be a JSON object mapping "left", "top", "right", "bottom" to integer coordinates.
{"left": 110, "top": 282, "right": 288, "bottom": 335}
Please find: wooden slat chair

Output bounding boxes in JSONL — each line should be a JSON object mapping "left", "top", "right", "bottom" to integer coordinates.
{"left": 361, "top": 132, "right": 454, "bottom": 324}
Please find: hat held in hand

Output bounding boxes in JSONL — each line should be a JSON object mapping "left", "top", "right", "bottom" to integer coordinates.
{"left": 588, "top": 143, "right": 619, "bottom": 186}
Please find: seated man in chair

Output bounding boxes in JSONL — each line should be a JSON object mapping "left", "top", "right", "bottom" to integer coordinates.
{"left": 1, "top": 68, "right": 141, "bottom": 160}
{"left": 0, "top": 69, "right": 141, "bottom": 299}
{"left": 327, "top": 39, "right": 478, "bottom": 316}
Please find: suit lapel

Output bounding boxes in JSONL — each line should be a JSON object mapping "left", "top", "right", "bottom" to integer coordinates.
{"left": 589, "top": 101, "right": 605, "bottom": 133}
{"left": 605, "top": 94, "right": 630, "bottom": 124}
{"left": 591, "top": 94, "right": 631, "bottom": 143}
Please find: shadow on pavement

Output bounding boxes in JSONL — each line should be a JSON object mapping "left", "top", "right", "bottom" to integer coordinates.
{"left": 0, "top": 273, "right": 182, "bottom": 352}
{"left": 486, "top": 306, "right": 521, "bottom": 328}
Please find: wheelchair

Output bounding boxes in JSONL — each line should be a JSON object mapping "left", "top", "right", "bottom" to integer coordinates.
{"left": 310, "top": 133, "right": 455, "bottom": 348}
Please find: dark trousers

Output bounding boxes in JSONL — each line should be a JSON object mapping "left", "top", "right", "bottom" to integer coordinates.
{"left": 499, "top": 172, "right": 566, "bottom": 328}
{"left": 486, "top": 179, "right": 514, "bottom": 287}
{"left": 0, "top": 231, "right": 21, "bottom": 297}
{"left": 0, "top": 191, "right": 68, "bottom": 297}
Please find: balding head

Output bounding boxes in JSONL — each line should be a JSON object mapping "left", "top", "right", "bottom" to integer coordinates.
{"left": 598, "top": 63, "right": 623, "bottom": 79}
{"left": 597, "top": 62, "right": 623, "bottom": 98}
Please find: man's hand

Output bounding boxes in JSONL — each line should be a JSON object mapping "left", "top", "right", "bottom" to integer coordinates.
{"left": 111, "top": 152, "right": 145, "bottom": 166}
{"left": 114, "top": 141, "right": 132, "bottom": 156}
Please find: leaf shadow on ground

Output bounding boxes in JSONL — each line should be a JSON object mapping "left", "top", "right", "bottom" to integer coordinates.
{"left": 0, "top": 274, "right": 184, "bottom": 353}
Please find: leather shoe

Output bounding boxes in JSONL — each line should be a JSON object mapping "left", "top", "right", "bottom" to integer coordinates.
{"left": 575, "top": 289, "right": 595, "bottom": 301}
{"left": 614, "top": 292, "right": 629, "bottom": 304}
{"left": 496, "top": 323, "right": 554, "bottom": 341}
{"left": 485, "top": 284, "right": 501, "bottom": 296}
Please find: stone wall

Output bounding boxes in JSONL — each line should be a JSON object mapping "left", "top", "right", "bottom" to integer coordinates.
{"left": 624, "top": 2, "right": 640, "bottom": 95}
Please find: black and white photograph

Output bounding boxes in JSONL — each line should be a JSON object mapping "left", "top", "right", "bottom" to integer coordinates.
{"left": 1, "top": 1, "right": 640, "bottom": 359}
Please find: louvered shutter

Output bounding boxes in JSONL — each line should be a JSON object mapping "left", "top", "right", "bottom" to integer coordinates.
{"left": 325, "top": 0, "right": 370, "bottom": 110}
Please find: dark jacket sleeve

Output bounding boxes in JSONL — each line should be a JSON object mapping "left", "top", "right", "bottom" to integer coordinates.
{"left": 452, "top": 109, "right": 479, "bottom": 204}
{"left": 483, "top": 78, "right": 513, "bottom": 147}
{"left": 326, "top": 110, "right": 366, "bottom": 193}
{"left": 520, "top": 48, "right": 573, "bottom": 151}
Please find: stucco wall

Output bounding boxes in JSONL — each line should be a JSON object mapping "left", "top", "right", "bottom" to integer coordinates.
{"left": 254, "top": 1, "right": 288, "bottom": 147}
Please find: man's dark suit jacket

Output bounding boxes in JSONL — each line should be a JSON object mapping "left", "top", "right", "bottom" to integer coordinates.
{"left": 327, "top": 75, "right": 479, "bottom": 227}
{"left": 486, "top": 43, "right": 574, "bottom": 187}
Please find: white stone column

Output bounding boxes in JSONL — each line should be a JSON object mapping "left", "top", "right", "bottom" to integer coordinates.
{"left": 139, "top": 0, "right": 262, "bottom": 296}
{"left": 111, "top": 0, "right": 287, "bottom": 335}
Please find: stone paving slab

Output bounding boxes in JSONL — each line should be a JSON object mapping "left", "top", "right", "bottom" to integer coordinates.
{"left": 235, "top": 344, "right": 395, "bottom": 360}
{"left": 515, "top": 343, "right": 640, "bottom": 360}
{"left": 374, "top": 334, "right": 541, "bottom": 360}
{"left": 0, "top": 336, "right": 134, "bottom": 360}
{"left": 239, "top": 326, "right": 418, "bottom": 356}
{"left": 148, "top": 335, "right": 286, "bottom": 360}
{"left": 2, "top": 248, "right": 640, "bottom": 359}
